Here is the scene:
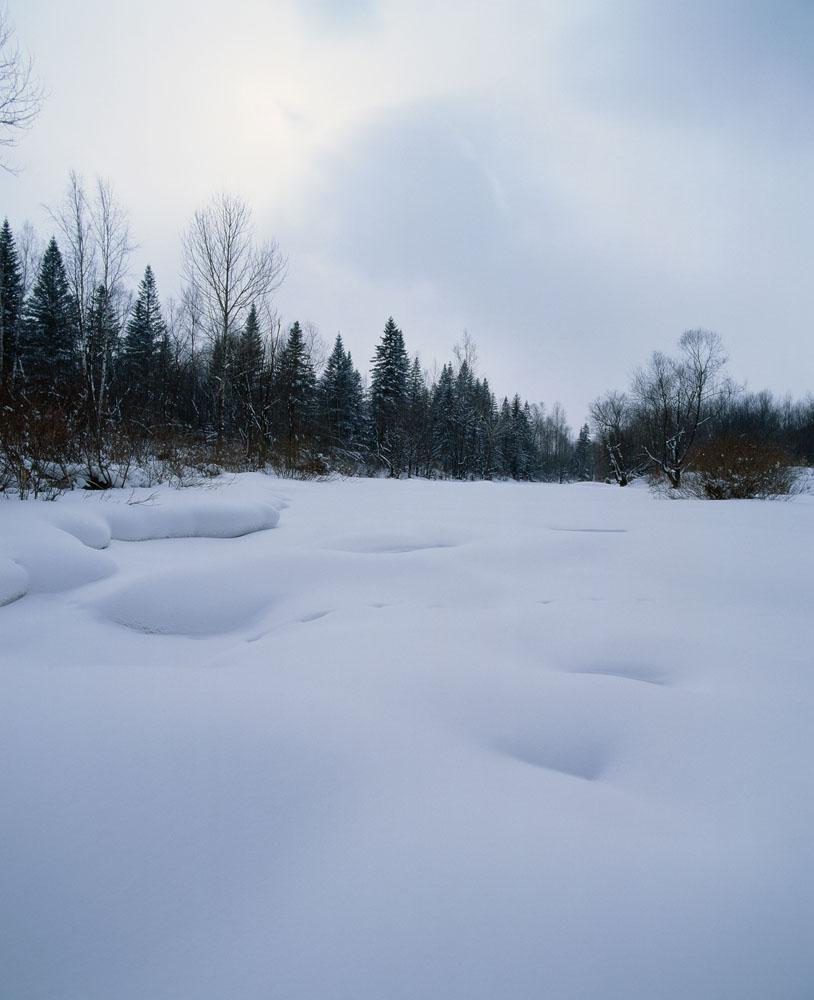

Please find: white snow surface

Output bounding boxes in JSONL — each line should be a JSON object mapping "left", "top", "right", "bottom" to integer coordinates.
{"left": 0, "top": 475, "right": 811, "bottom": 999}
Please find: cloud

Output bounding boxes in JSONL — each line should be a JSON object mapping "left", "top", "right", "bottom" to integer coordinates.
{"left": 5, "top": 0, "right": 813, "bottom": 421}
{"left": 293, "top": 0, "right": 376, "bottom": 31}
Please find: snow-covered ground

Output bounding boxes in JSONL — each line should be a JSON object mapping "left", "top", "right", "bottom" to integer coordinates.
{"left": 1, "top": 475, "right": 811, "bottom": 1000}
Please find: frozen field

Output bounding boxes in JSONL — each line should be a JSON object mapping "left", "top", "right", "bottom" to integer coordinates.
{"left": 1, "top": 475, "right": 812, "bottom": 999}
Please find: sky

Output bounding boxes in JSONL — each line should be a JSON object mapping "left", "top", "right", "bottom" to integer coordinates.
{"left": 2, "top": 0, "right": 812, "bottom": 423}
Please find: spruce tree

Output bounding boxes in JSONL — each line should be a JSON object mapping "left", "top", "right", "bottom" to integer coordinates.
{"left": 276, "top": 321, "right": 316, "bottom": 469}
{"left": 404, "top": 356, "right": 429, "bottom": 477}
{"left": 431, "top": 363, "right": 456, "bottom": 477}
{"left": 20, "top": 237, "right": 77, "bottom": 394}
{"left": 319, "top": 334, "right": 364, "bottom": 461}
{"left": 573, "top": 423, "right": 594, "bottom": 481}
{"left": 234, "top": 303, "right": 264, "bottom": 392}
{"left": 475, "top": 378, "right": 498, "bottom": 479}
{"left": 122, "top": 265, "right": 165, "bottom": 403}
{"left": 0, "top": 219, "right": 23, "bottom": 386}
{"left": 369, "top": 317, "right": 409, "bottom": 475}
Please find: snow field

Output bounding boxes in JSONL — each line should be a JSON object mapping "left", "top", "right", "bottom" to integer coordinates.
{"left": 0, "top": 475, "right": 812, "bottom": 999}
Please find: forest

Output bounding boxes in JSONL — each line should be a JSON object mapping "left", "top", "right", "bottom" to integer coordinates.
{"left": 1, "top": 179, "right": 812, "bottom": 499}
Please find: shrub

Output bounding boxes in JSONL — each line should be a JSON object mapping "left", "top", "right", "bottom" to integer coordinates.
{"left": 686, "top": 435, "right": 796, "bottom": 499}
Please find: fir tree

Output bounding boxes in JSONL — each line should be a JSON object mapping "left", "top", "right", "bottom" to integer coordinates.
{"left": 123, "top": 265, "right": 165, "bottom": 400}
{"left": 369, "top": 317, "right": 409, "bottom": 475}
{"left": 404, "top": 356, "right": 430, "bottom": 477}
{"left": 319, "top": 334, "right": 364, "bottom": 461}
{"left": 233, "top": 303, "right": 266, "bottom": 458}
{"left": 573, "top": 423, "right": 594, "bottom": 481}
{"left": 431, "top": 363, "right": 457, "bottom": 476}
{"left": 234, "top": 303, "right": 264, "bottom": 393}
{"left": 0, "top": 219, "right": 23, "bottom": 386}
{"left": 276, "top": 321, "right": 316, "bottom": 469}
{"left": 20, "top": 237, "right": 77, "bottom": 394}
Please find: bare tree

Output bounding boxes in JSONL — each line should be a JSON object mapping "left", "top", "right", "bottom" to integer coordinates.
{"left": 632, "top": 329, "right": 727, "bottom": 488}
{"left": 453, "top": 329, "right": 478, "bottom": 374}
{"left": 49, "top": 173, "right": 133, "bottom": 430}
{"left": 590, "top": 390, "right": 644, "bottom": 486}
{"left": 90, "top": 178, "right": 132, "bottom": 424}
{"left": 302, "top": 320, "right": 327, "bottom": 376}
{"left": 0, "top": 7, "right": 42, "bottom": 170}
{"left": 183, "top": 193, "right": 287, "bottom": 441}
{"left": 16, "top": 220, "right": 42, "bottom": 299}
{"left": 49, "top": 171, "right": 96, "bottom": 354}
{"left": 93, "top": 177, "right": 132, "bottom": 297}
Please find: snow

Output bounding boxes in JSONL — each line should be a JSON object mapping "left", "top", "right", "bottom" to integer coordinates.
{"left": 1, "top": 475, "right": 812, "bottom": 999}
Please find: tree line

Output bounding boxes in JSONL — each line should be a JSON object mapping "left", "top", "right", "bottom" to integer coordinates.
{"left": 1, "top": 178, "right": 811, "bottom": 498}
{"left": 0, "top": 182, "right": 589, "bottom": 495}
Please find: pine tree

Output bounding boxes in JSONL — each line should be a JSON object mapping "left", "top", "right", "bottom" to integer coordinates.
{"left": 495, "top": 395, "right": 533, "bottom": 479}
{"left": 319, "top": 334, "right": 364, "bottom": 462}
{"left": 431, "top": 363, "right": 456, "bottom": 476}
{"left": 276, "top": 321, "right": 316, "bottom": 470}
{"left": 573, "top": 423, "right": 594, "bottom": 481}
{"left": 20, "top": 237, "right": 77, "bottom": 394}
{"left": 452, "top": 360, "right": 477, "bottom": 477}
{"left": 404, "top": 356, "right": 430, "bottom": 477}
{"left": 122, "top": 266, "right": 165, "bottom": 406}
{"left": 0, "top": 219, "right": 23, "bottom": 386}
{"left": 369, "top": 317, "right": 409, "bottom": 475}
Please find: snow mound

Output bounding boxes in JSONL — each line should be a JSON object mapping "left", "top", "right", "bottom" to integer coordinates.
{"left": 0, "top": 514, "right": 116, "bottom": 596}
{"left": 97, "top": 567, "right": 274, "bottom": 635}
{"left": 0, "top": 558, "right": 28, "bottom": 606}
{"left": 0, "top": 490, "right": 282, "bottom": 605}
{"left": 51, "top": 510, "right": 112, "bottom": 549}
{"left": 104, "top": 499, "right": 281, "bottom": 541}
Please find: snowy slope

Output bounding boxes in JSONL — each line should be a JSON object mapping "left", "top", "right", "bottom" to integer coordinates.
{"left": 0, "top": 476, "right": 812, "bottom": 1000}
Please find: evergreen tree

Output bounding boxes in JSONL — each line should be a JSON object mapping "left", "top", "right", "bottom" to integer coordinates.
{"left": 0, "top": 219, "right": 23, "bottom": 386}
{"left": 404, "top": 356, "right": 430, "bottom": 477}
{"left": 319, "top": 334, "right": 364, "bottom": 462}
{"left": 452, "top": 360, "right": 477, "bottom": 477}
{"left": 122, "top": 265, "right": 165, "bottom": 407}
{"left": 572, "top": 423, "right": 594, "bottom": 481}
{"left": 472, "top": 377, "right": 497, "bottom": 479}
{"left": 233, "top": 303, "right": 266, "bottom": 458}
{"left": 496, "top": 394, "right": 533, "bottom": 479}
{"left": 369, "top": 316, "right": 409, "bottom": 475}
{"left": 431, "top": 363, "right": 457, "bottom": 476}
{"left": 276, "top": 321, "right": 316, "bottom": 469}
{"left": 20, "top": 237, "right": 77, "bottom": 394}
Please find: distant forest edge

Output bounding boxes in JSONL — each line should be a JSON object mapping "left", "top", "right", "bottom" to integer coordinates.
{"left": 1, "top": 182, "right": 812, "bottom": 500}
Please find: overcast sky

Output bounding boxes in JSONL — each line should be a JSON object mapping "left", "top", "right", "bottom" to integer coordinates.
{"left": 3, "top": 0, "right": 813, "bottom": 422}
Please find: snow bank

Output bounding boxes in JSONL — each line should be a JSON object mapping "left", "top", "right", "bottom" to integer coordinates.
{"left": 0, "top": 485, "right": 281, "bottom": 603}
{"left": 0, "top": 557, "right": 28, "bottom": 606}
{"left": 103, "top": 498, "right": 280, "bottom": 542}
{"left": 0, "top": 511, "right": 116, "bottom": 596}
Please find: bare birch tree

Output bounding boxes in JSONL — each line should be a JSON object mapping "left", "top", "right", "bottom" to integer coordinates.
{"left": 632, "top": 329, "right": 727, "bottom": 488}
{"left": 0, "top": 7, "right": 42, "bottom": 170}
{"left": 183, "top": 193, "right": 287, "bottom": 442}
{"left": 50, "top": 173, "right": 132, "bottom": 429}
{"left": 590, "top": 390, "right": 643, "bottom": 486}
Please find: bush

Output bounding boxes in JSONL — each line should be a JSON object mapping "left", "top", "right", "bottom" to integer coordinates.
{"left": 686, "top": 435, "right": 796, "bottom": 499}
